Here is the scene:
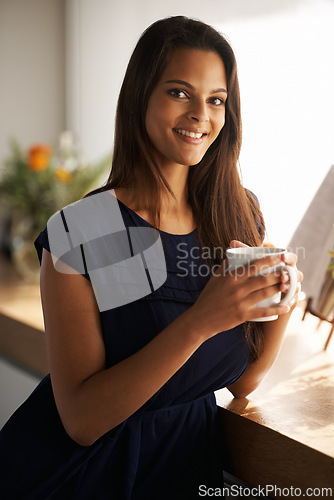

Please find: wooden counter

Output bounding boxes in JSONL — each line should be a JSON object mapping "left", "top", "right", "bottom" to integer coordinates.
{"left": 0, "top": 255, "right": 47, "bottom": 376}
{"left": 217, "top": 307, "right": 334, "bottom": 494}
{"left": 0, "top": 255, "right": 334, "bottom": 496}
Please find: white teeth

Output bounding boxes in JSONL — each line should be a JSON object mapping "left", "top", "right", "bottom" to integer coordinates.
{"left": 175, "top": 129, "right": 203, "bottom": 139}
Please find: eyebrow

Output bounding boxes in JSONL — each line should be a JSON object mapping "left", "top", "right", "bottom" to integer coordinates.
{"left": 164, "top": 79, "right": 228, "bottom": 94}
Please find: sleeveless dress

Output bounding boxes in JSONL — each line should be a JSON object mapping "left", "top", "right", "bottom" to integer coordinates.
{"left": 0, "top": 197, "right": 251, "bottom": 500}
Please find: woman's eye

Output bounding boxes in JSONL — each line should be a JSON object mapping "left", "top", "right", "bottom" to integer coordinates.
{"left": 208, "top": 97, "right": 225, "bottom": 106}
{"left": 168, "top": 89, "right": 188, "bottom": 99}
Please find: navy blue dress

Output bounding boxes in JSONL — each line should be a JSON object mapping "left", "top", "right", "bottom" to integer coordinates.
{"left": 0, "top": 198, "right": 251, "bottom": 499}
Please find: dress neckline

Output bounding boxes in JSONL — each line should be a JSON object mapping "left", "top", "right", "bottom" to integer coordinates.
{"left": 115, "top": 196, "right": 197, "bottom": 238}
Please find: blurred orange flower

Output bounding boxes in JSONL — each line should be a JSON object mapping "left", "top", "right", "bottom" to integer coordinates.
{"left": 28, "top": 144, "right": 53, "bottom": 171}
{"left": 54, "top": 167, "right": 73, "bottom": 183}
{"left": 0, "top": 137, "right": 110, "bottom": 234}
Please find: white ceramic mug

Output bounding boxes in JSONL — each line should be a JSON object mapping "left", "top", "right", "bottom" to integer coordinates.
{"left": 226, "top": 246, "right": 297, "bottom": 321}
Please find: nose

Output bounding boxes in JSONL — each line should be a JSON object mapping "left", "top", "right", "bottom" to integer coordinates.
{"left": 187, "top": 99, "right": 209, "bottom": 123}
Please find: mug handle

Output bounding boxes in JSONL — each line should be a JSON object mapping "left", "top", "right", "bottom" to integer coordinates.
{"left": 276, "top": 265, "right": 298, "bottom": 306}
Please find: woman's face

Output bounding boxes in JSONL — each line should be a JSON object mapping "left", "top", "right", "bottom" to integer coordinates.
{"left": 145, "top": 48, "right": 227, "bottom": 171}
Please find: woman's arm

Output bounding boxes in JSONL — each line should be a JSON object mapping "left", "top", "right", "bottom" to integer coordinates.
{"left": 226, "top": 244, "right": 303, "bottom": 399}
{"left": 41, "top": 249, "right": 204, "bottom": 446}
{"left": 226, "top": 305, "right": 296, "bottom": 398}
{"left": 41, "top": 246, "right": 292, "bottom": 446}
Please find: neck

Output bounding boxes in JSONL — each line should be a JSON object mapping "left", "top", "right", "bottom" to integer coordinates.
{"left": 159, "top": 164, "right": 190, "bottom": 215}
{"left": 114, "top": 164, "right": 195, "bottom": 234}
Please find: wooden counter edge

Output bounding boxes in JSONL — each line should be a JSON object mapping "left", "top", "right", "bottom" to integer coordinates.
{"left": 218, "top": 406, "right": 334, "bottom": 495}
{"left": 0, "top": 312, "right": 48, "bottom": 377}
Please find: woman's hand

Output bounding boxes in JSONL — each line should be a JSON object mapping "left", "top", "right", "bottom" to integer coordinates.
{"left": 190, "top": 241, "right": 296, "bottom": 341}
{"left": 230, "top": 240, "right": 303, "bottom": 311}
{"left": 224, "top": 240, "right": 304, "bottom": 398}
{"left": 280, "top": 250, "right": 303, "bottom": 308}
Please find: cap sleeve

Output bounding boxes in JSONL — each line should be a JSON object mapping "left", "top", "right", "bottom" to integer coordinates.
{"left": 33, "top": 219, "right": 90, "bottom": 281}
{"left": 34, "top": 227, "right": 51, "bottom": 265}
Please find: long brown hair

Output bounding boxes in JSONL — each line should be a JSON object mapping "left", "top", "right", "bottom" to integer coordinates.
{"left": 88, "top": 16, "right": 265, "bottom": 358}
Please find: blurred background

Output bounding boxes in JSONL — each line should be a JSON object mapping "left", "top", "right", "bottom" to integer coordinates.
{"left": 0, "top": 0, "right": 334, "bottom": 426}
{"left": 1, "top": 0, "right": 334, "bottom": 247}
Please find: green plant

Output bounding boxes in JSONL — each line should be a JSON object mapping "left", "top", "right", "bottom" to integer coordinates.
{"left": 0, "top": 136, "right": 111, "bottom": 232}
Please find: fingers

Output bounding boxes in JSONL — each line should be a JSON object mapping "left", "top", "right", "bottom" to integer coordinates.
{"left": 227, "top": 248, "right": 303, "bottom": 286}
{"left": 217, "top": 255, "right": 285, "bottom": 291}
{"left": 236, "top": 279, "right": 293, "bottom": 323}
{"left": 279, "top": 262, "right": 303, "bottom": 302}
{"left": 229, "top": 240, "right": 249, "bottom": 249}
{"left": 249, "top": 304, "right": 291, "bottom": 320}
{"left": 227, "top": 254, "right": 284, "bottom": 281}
{"left": 247, "top": 281, "right": 282, "bottom": 307}
{"left": 246, "top": 283, "right": 293, "bottom": 320}
{"left": 282, "top": 251, "right": 297, "bottom": 267}
{"left": 249, "top": 254, "right": 284, "bottom": 276}
{"left": 280, "top": 272, "right": 302, "bottom": 290}
{"left": 282, "top": 251, "right": 303, "bottom": 285}
{"left": 280, "top": 282, "right": 302, "bottom": 309}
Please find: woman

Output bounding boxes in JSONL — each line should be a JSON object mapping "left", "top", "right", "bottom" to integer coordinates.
{"left": 0, "top": 16, "right": 302, "bottom": 499}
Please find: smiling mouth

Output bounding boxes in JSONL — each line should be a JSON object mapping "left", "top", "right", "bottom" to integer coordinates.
{"left": 173, "top": 128, "right": 207, "bottom": 139}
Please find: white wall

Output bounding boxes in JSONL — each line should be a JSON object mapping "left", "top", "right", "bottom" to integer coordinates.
{"left": 66, "top": 0, "right": 304, "bottom": 163}
{"left": 0, "top": 0, "right": 65, "bottom": 423}
{"left": 220, "top": 1, "right": 334, "bottom": 246}
{"left": 65, "top": 0, "right": 142, "bottom": 162}
{"left": 66, "top": 0, "right": 334, "bottom": 247}
{"left": 0, "top": 0, "right": 66, "bottom": 161}
{"left": 1, "top": 0, "right": 333, "bottom": 244}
